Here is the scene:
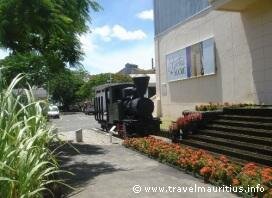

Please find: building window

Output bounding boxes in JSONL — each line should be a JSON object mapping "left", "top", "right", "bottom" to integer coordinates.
{"left": 166, "top": 37, "right": 215, "bottom": 82}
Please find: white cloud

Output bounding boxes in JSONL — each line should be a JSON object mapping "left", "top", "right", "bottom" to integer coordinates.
{"left": 136, "top": 9, "right": 154, "bottom": 21}
{"left": 79, "top": 32, "right": 97, "bottom": 53}
{"left": 93, "top": 25, "right": 112, "bottom": 42}
{"left": 83, "top": 44, "right": 154, "bottom": 74}
{"left": 112, "top": 25, "right": 146, "bottom": 41}
{"left": 93, "top": 24, "right": 147, "bottom": 41}
{"left": 80, "top": 31, "right": 154, "bottom": 74}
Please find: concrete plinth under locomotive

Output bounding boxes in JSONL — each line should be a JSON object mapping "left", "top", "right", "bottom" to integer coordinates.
{"left": 94, "top": 76, "right": 160, "bottom": 137}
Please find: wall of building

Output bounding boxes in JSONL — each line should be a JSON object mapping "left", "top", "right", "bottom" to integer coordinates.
{"left": 155, "top": 0, "right": 272, "bottom": 119}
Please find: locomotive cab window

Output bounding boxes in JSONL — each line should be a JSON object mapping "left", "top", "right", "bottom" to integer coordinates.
{"left": 111, "top": 88, "right": 122, "bottom": 102}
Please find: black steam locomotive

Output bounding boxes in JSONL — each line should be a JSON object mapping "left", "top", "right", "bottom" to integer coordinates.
{"left": 94, "top": 75, "right": 160, "bottom": 137}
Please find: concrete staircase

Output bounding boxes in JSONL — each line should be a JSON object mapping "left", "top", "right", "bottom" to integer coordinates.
{"left": 182, "top": 108, "right": 272, "bottom": 166}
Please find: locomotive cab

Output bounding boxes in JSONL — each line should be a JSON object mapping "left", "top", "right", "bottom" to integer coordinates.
{"left": 94, "top": 83, "right": 132, "bottom": 130}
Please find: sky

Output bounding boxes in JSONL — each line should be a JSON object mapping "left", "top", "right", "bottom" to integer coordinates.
{"left": 0, "top": 0, "right": 155, "bottom": 75}
{"left": 82, "top": 0, "right": 154, "bottom": 74}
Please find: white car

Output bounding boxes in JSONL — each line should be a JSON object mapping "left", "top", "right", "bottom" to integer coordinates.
{"left": 48, "top": 105, "right": 60, "bottom": 118}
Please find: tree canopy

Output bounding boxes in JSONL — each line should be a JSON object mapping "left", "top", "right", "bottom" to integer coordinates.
{"left": 49, "top": 71, "right": 132, "bottom": 110}
{"left": 0, "top": 52, "right": 49, "bottom": 86}
{"left": 0, "top": 1, "right": 134, "bottom": 110}
{"left": 0, "top": 0, "right": 101, "bottom": 84}
{"left": 78, "top": 73, "right": 132, "bottom": 100}
{"left": 49, "top": 68, "right": 87, "bottom": 110}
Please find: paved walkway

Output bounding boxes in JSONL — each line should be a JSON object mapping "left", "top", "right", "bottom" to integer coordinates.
{"left": 58, "top": 130, "right": 237, "bottom": 198}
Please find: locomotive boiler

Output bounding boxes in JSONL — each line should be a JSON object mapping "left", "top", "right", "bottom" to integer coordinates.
{"left": 94, "top": 75, "right": 160, "bottom": 137}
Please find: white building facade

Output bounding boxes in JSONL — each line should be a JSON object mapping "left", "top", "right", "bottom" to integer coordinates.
{"left": 154, "top": 0, "right": 272, "bottom": 118}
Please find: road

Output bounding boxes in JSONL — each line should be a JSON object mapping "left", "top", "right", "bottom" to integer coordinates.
{"left": 50, "top": 112, "right": 100, "bottom": 132}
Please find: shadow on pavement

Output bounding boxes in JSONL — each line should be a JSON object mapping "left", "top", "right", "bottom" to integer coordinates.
{"left": 56, "top": 143, "right": 108, "bottom": 157}
{"left": 61, "top": 112, "right": 81, "bottom": 115}
{"left": 63, "top": 162, "right": 124, "bottom": 188}
{"left": 53, "top": 142, "right": 126, "bottom": 196}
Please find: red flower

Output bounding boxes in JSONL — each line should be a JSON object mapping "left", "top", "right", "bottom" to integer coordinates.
{"left": 244, "top": 162, "right": 257, "bottom": 170}
{"left": 261, "top": 167, "right": 272, "bottom": 184}
{"left": 200, "top": 166, "right": 212, "bottom": 176}
{"left": 174, "top": 113, "right": 202, "bottom": 130}
{"left": 242, "top": 162, "right": 259, "bottom": 177}
{"left": 219, "top": 155, "right": 229, "bottom": 164}
{"left": 232, "top": 178, "right": 240, "bottom": 186}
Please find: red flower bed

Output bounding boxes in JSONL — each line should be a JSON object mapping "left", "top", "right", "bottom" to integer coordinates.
{"left": 169, "top": 112, "right": 203, "bottom": 141}
{"left": 123, "top": 136, "right": 272, "bottom": 197}
{"left": 175, "top": 112, "right": 202, "bottom": 129}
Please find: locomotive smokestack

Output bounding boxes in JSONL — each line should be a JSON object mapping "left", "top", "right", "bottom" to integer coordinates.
{"left": 133, "top": 75, "right": 150, "bottom": 97}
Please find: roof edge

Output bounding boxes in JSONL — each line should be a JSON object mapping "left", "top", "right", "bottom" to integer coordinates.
{"left": 154, "top": 6, "right": 213, "bottom": 40}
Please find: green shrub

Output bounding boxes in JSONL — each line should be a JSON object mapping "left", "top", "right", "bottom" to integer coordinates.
{"left": 195, "top": 102, "right": 256, "bottom": 111}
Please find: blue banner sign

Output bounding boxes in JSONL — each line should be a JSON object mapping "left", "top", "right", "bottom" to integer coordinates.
{"left": 166, "top": 38, "right": 215, "bottom": 81}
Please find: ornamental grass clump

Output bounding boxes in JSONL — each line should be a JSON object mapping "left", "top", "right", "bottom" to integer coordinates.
{"left": 0, "top": 74, "right": 63, "bottom": 197}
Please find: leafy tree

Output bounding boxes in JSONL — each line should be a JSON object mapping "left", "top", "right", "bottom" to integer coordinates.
{"left": 78, "top": 73, "right": 132, "bottom": 100}
{"left": 0, "top": 52, "right": 49, "bottom": 86}
{"left": 49, "top": 69, "right": 86, "bottom": 110}
{"left": 0, "top": 0, "right": 101, "bottom": 84}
